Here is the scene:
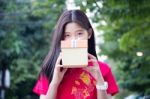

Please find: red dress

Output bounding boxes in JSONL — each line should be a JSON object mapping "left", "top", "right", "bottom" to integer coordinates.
{"left": 33, "top": 61, "right": 119, "bottom": 99}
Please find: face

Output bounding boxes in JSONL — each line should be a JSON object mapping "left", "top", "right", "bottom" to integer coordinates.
{"left": 63, "top": 22, "right": 91, "bottom": 40}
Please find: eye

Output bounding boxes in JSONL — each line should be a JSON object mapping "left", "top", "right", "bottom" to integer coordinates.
{"left": 78, "top": 32, "right": 83, "bottom": 35}
{"left": 64, "top": 34, "right": 70, "bottom": 37}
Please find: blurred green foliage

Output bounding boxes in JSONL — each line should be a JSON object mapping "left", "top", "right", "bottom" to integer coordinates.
{"left": 75, "top": 0, "right": 150, "bottom": 98}
{"left": 0, "top": 0, "right": 66, "bottom": 98}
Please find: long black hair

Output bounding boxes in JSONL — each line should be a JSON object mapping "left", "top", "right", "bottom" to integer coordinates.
{"left": 39, "top": 10, "right": 97, "bottom": 82}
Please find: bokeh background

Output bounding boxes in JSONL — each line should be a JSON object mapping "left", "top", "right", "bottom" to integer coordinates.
{"left": 0, "top": 0, "right": 150, "bottom": 99}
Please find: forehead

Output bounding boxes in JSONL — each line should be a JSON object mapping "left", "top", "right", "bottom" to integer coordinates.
{"left": 64, "top": 22, "right": 84, "bottom": 32}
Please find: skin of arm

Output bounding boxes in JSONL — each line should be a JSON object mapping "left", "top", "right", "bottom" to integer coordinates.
{"left": 40, "top": 53, "right": 67, "bottom": 99}
{"left": 85, "top": 53, "right": 112, "bottom": 99}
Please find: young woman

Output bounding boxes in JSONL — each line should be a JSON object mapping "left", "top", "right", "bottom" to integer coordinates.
{"left": 33, "top": 10, "right": 119, "bottom": 99}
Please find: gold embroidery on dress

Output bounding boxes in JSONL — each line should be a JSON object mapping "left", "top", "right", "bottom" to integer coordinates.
{"left": 83, "top": 87, "right": 90, "bottom": 97}
{"left": 71, "top": 86, "right": 77, "bottom": 95}
{"left": 71, "top": 87, "right": 89, "bottom": 99}
{"left": 79, "top": 72, "right": 90, "bottom": 85}
{"left": 71, "top": 71, "right": 95, "bottom": 99}
{"left": 75, "top": 80, "right": 80, "bottom": 85}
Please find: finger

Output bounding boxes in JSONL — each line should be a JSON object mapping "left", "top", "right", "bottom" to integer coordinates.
{"left": 56, "top": 53, "right": 62, "bottom": 65}
{"left": 88, "top": 64, "right": 99, "bottom": 71}
{"left": 55, "top": 66, "right": 63, "bottom": 72}
{"left": 54, "top": 65, "right": 60, "bottom": 72}
{"left": 88, "top": 53, "right": 96, "bottom": 59}
{"left": 88, "top": 59, "right": 97, "bottom": 62}
{"left": 57, "top": 65, "right": 63, "bottom": 67}
{"left": 88, "top": 59, "right": 99, "bottom": 67}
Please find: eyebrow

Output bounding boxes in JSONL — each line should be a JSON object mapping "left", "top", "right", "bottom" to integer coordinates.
{"left": 65, "top": 29, "right": 84, "bottom": 33}
{"left": 76, "top": 29, "right": 84, "bottom": 32}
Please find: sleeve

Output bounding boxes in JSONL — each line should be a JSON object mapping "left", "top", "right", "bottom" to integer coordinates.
{"left": 32, "top": 75, "right": 49, "bottom": 95}
{"left": 105, "top": 65, "right": 119, "bottom": 96}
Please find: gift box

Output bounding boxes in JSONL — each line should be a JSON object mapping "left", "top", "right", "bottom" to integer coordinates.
{"left": 61, "top": 40, "right": 88, "bottom": 68}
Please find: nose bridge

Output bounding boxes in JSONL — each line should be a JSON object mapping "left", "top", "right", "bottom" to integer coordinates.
{"left": 71, "top": 33, "right": 78, "bottom": 40}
